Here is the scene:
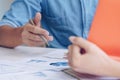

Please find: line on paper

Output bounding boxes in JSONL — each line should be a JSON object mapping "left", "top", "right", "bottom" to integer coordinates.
{"left": 27, "top": 59, "right": 47, "bottom": 63}
{"left": 50, "top": 62, "right": 68, "bottom": 67}
{"left": 32, "top": 72, "right": 46, "bottom": 77}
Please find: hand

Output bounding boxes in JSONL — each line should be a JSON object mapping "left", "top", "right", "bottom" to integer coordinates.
{"left": 21, "top": 12, "right": 53, "bottom": 47}
{"left": 67, "top": 36, "right": 113, "bottom": 76}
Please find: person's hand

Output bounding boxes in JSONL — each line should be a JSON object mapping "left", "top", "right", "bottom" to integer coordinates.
{"left": 67, "top": 36, "right": 114, "bottom": 76}
{"left": 21, "top": 12, "right": 53, "bottom": 47}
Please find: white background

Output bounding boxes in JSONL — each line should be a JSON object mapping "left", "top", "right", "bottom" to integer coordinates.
{"left": 0, "top": 0, "right": 13, "bottom": 19}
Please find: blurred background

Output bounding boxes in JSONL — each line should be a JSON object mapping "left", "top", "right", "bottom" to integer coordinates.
{"left": 0, "top": 0, "right": 13, "bottom": 19}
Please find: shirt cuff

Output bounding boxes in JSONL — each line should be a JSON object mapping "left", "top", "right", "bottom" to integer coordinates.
{"left": 0, "top": 20, "right": 18, "bottom": 28}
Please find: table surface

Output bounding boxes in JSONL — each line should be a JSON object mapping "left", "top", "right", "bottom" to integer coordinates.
{"left": 0, "top": 46, "right": 58, "bottom": 60}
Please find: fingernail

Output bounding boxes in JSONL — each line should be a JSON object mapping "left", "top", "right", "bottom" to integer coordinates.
{"left": 49, "top": 36, "right": 54, "bottom": 41}
{"left": 45, "top": 31, "right": 49, "bottom": 35}
{"left": 69, "top": 36, "right": 76, "bottom": 42}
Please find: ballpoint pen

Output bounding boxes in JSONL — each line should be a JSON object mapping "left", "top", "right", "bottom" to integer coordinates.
{"left": 29, "top": 19, "right": 49, "bottom": 47}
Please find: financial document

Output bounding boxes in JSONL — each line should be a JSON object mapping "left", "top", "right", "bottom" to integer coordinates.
{"left": 0, "top": 48, "right": 76, "bottom": 80}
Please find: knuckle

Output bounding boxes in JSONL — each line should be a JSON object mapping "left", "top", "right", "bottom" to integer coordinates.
{"left": 24, "top": 24, "right": 30, "bottom": 30}
{"left": 74, "top": 37, "right": 80, "bottom": 42}
{"left": 26, "top": 25, "right": 34, "bottom": 32}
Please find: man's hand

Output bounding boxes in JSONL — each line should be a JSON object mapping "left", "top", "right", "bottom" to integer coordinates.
{"left": 22, "top": 13, "right": 53, "bottom": 47}
{"left": 67, "top": 36, "right": 114, "bottom": 76}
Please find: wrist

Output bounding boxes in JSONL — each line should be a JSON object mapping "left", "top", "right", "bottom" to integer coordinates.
{"left": 100, "top": 58, "right": 120, "bottom": 78}
{"left": 12, "top": 27, "right": 24, "bottom": 46}
{"left": 14, "top": 27, "right": 23, "bottom": 39}
{"left": 108, "top": 59, "right": 120, "bottom": 78}
{"left": 96, "top": 57, "right": 113, "bottom": 76}
{"left": 0, "top": 26, "right": 24, "bottom": 48}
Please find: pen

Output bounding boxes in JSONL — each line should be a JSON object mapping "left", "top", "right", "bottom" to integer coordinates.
{"left": 29, "top": 19, "right": 49, "bottom": 47}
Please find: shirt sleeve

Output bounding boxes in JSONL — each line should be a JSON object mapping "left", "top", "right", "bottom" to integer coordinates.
{"left": 0, "top": 0, "right": 42, "bottom": 28}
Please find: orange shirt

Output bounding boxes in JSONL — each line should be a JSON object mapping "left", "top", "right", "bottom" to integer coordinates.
{"left": 88, "top": 0, "right": 120, "bottom": 57}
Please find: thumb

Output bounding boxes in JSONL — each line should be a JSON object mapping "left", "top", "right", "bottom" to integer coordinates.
{"left": 34, "top": 12, "right": 41, "bottom": 27}
{"left": 69, "top": 36, "right": 92, "bottom": 52}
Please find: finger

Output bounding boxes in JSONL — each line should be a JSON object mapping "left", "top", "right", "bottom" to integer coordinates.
{"left": 67, "top": 45, "right": 73, "bottom": 66}
{"left": 28, "top": 32, "right": 53, "bottom": 42}
{"left": 28, "top": 30, "right": 53, "bottom": 42}
{"left": 68, "top": 45, "right": 72, "bottom": 59}
{"left": 69, "top": 36, "right": 93, "bottom": 52}
{"left": 44, "top": 35, "right": 53, "bottom": 41}
{"left": 22, "top": 30, "right": 41, "bottom": 42}
{"left": 22, "top": 29, "right": 44, "bottom": 42}
{"left": 33, "top": 27, "right": 49, "bottom": 35}
{"left": 24, "top": 23, "right": 35, "bottom": 32}
{"left": 71, "top": 45, "right": 82, "bottom": 60}
{"left": 25, "top": 23, "right": 48, "bottom": 35}
{"left": 32, "top": 28, "right": 52, "bottom": 42}
{"left": 34, "top": 12, "right": 41, "bottom": 27}
{"left": 25, "top": 39, "right": 45, "bottom": 47}
{"left": 26, "top": 25, "right": 49, "bottom": 36}
{"left": 27, "top": 32, "right": 43, "bottom": 42}
{"left": 69, "top": 45, "right": 82, "bottom": 69}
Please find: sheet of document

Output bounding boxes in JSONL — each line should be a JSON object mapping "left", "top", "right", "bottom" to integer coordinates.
{"left": 0, "top": 49, "right": 76, "bottom": 80}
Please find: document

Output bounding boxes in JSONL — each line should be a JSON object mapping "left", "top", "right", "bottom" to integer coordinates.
{"left": 0, "top": 49, "right": 76, "bottom": 80}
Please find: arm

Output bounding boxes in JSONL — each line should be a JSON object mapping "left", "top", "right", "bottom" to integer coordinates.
{"left": 67, "top": 36, "right": 120, "bottom": 78}
{"left": 0, "top": 13, "right": 53, "bottom": 48}
{"left": 109, "top": 59, "right": 120, "bottom": 77}
{"left": 0, "top": 0, "right": 53, "bottom": 48}
{"left": 0, "top": 26, "right": 23, "bottom": 48}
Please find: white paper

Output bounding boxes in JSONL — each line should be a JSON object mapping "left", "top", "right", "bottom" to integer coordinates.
{"left": 0, "top": 49, "right": 76, "bottom": 80}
